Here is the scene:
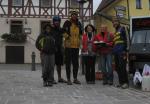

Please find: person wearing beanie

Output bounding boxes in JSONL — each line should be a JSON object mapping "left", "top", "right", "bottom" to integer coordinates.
{"left": 112, "top": 16, "right": 128, "bottom": 89}
{"left": 63, "top": 9, "right": 83, "bottom": 85}
{"left": 52, "top": 16, "right": 67, "bottom": 83}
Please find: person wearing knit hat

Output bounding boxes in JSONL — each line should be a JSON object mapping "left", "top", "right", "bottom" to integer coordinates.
{"left": 112, "top": 16, "right": 129, "bottom": 89}
{"left": 52, "top": 15, "right": 67, "bottom": 83}
{"left": 63, "top": 9, "right": 83, "bottom": 85}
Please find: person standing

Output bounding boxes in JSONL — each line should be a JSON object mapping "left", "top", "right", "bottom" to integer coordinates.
{"left": 82, "top": 24, "right": 96, "bottom": 84}
{"left": 63, "top": 9, "right": 83, "bottom": 85}
{"left": 112, "top": 16, "right": 128, "bottom": 89}
{"left": 35, "top": 24, "right": 56, "bottom": 87}
{"left": 52, "top": 16, "right": 67, "bottom": 83}
{"left": 94, "top": 25, "right": 114, "bottom": 85}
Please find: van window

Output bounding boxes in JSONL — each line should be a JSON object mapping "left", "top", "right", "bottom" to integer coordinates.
{"left": 132, "top": 30, "right": 150, "bottom": 43}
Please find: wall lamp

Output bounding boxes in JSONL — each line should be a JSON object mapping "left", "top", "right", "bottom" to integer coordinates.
{"left": 6, "top": 18, "right": 9, "bottom": 24}
{"left": 25, "top": 18, "right": 27, "bottom": 24}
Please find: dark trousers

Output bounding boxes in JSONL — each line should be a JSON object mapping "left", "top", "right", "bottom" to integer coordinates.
{"left": 114, "top": 54, "right": 128, "bottom": 85}
{"left": 81, "top": 56, "right": 86, "bottom": 74}
{"left": 85, "top": 56, "right": 96, "bottom": 82}
{"left": 65, "top": 48, "right": 79, "bottom": 80}
{"left": 41, "top": 53, "right": 55, "bottom": 82}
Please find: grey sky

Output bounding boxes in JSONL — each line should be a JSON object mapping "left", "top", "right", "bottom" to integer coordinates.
{"left": 93, "top": 0, "right": 102, "bottom": 13}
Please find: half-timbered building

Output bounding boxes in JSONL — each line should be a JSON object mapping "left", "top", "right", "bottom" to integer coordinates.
{"left": 0, "top": 0, "right": 93, "bottom": 64}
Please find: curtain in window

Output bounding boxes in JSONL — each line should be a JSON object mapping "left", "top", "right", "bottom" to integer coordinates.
{"left": 136, "top": 0, "right": 142, "bottom": 9}
{"left": 12, "top": 0, "right": 22, "bottom": 6}
{"left": 41, "top": 0, "right": 52, "bottom": 7}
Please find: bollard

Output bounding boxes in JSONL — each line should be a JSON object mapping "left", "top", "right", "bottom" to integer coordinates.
{"left": 31, "top": 52, "right": 36, "bottom": 71}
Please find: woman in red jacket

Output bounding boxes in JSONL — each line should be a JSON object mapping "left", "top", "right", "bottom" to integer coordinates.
{"left": 82, "top": 24, "right": 96, "bottom": 84}
{"left": 95, "top": 25, "right": 114, "bottom": 85}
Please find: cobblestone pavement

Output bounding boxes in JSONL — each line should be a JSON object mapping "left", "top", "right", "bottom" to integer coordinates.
{"left": 0, "top": 64, "right": 150, "bottom": 104}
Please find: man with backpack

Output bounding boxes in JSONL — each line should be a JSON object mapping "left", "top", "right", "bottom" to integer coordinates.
{"left": 52, "top": 16, "right": 67, "bottom": 83}
{"left": 63, "top": 9, "right": 83, "bottom": 85}
{"left": 35, "top": 24, "right": 56, "bottom": 87}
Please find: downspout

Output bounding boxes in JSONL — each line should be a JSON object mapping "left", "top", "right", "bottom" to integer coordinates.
{"left": 127, "top": 0, "right": 130, "bottom": 19}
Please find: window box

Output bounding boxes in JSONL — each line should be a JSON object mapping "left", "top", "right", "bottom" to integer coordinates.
{"left": 1, "top": 33, "right": 27, "bottom": 43}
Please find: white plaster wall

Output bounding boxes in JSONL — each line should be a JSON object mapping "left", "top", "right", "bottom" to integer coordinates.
{"left": 0, "top": 17, "right": 93, "bottom": 63}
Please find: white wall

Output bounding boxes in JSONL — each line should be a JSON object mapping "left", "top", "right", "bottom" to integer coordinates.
{"left": 0, "top": 17, "right": 94, "bottom": 63}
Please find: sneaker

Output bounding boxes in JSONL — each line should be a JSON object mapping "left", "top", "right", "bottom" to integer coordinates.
{"left": 73, "top": 79, "right": 81, "bottom": 84}
{"left": 121, "top": 83, "right": 128, "bottom": 89}
{"left": 108, "top": 81, "right": 113, "bottom": 85}
{"left": 53, "top": 80, "right": 57, "bottom": 84}
{"left": 43, "top": 81, "right": 48, "bottom": 87}
{"left": 47, "top": 82, "right": 53, "bottom": 87}
{"left": 67, "top": 80, "right": 72, "bottom": 85}
{"left": 103, "top": 80, "right": 108, "bottom": 85}
{"left": 90, "top": 81, "right": 95, "bottom": 84}
{"left": 114, "top": 84, "right": 121, "bottom": 88}
{"left": 58, "top": 78, "right": 67, "bottom": 83}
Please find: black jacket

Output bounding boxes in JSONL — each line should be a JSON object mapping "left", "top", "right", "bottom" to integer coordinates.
{"left": 63, "top": 20, "right": 83, "bottom": 36}
{"left": 35, "top": 32, "right": 56, "bottom": 54}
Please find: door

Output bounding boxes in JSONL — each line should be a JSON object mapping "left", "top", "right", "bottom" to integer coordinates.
{"left": 6, "top": 46, "right": 24, "bottom": 64}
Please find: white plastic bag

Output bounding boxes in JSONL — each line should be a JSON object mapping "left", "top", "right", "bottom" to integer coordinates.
{"left": 142, "top": 64, "right": 150, "bottom": 76}
{"left": 133, "top": 70, "right": 142, "bottom": 85}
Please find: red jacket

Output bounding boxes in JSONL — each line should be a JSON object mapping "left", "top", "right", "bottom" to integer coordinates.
{"left": 82, "top": 33, "right": 97, "bottom": 53}
{"left": 94, "top": 32, "right": 113, "bottom": 54}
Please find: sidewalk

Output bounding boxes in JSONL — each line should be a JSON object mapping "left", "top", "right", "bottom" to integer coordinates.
{"left": 0, "top": 64, "right": 150, "bottom": 104}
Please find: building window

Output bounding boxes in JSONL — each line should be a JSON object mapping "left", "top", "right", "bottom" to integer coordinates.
{"left": 70, "top": 0, "right": 79, "bottom": 8}
{"left": 12, "top": 0, "right": 22, "bottom": 6}
{"left": 149, "top": 0, "right": 150, "bottom": 9}
{"left": 11, "top": 21, "right": 23, "bottom": 34}
{"left": 136, "top": 0, "right": 142, "bottom": 9}
{"left": 41, "top": 0, "right": 51, "bottom": 7}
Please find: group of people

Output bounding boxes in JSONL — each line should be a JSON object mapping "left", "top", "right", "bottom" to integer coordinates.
{"left": 35, "top": 9, "right": 129, "bottom": 89}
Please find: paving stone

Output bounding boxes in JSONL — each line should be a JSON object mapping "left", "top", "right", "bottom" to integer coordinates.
{"left": 0, "top": 64, "right": 150, "bottom": 104}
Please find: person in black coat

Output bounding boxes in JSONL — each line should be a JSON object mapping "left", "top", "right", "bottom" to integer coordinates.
{"left": 52, "top": 16, "right": 67, "bottom": 83}
{"left": 35, "top": 24, "right": 56, "bottom": 87}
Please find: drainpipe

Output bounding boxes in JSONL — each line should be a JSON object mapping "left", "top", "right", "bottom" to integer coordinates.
{"left": 127, "top": 0, "right": 130, "bottom": 20}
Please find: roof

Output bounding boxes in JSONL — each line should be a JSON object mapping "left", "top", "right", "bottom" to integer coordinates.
{"left": 97, "top": 0, "right": 115, "bottom": 12}
{"left": 95, "top": 0, "right": 129, "bottom": 25}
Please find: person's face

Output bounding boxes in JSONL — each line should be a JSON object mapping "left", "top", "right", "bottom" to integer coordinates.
{"left": 86, "top": 26, "right": 93, "bottom": 33}
{"left": 45, "top": 26, "right": 51, "bottom": 33}
{"left": 100, "top": 25, "right": 107, "bottom": 33}
{"left": 53, "top": 21, "right": 60, "bottom": 27}
{"left": 112, "top": 20, "right": 119, "bottom": 28}
{"left": 71, "top": 13, "right": 78, "bottom": 21}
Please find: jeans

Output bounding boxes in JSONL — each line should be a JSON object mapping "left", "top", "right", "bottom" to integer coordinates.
{"left": 99, "top": 53, "right": 113, "bottom": 82}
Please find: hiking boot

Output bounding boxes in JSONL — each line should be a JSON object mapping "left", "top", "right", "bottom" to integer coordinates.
{"left": 108, "top": 80, "right": 113, "bottom": 85}
{"left": 43, "top": 81, "right": 48, "bottom": 87}
{"left": 47, "top": 82, "right": 53, "bottom": 87}
{"left": 103, "top": 80, "right": 108, "bottom": 85}
{"left": 58, "top": 78, "right": 67, "bottom": 83}
{"left": 53, "top": 80, "right": 57, "bottom": 84}
{"left": 121, "top": 83, "right": 128, "bottom": 89}
{"left": 73, "top": 79, "right": 81, "bottom": 84}
{"left": 67, "top": 80, "right": 72, "bottom": 85}
{"left": 90, "top": 81, "right": 95, "bottom": 84}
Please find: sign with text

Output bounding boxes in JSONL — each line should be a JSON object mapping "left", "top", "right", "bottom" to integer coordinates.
{"left": 132, "top": 17, "right": 150, "bottom": 30}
